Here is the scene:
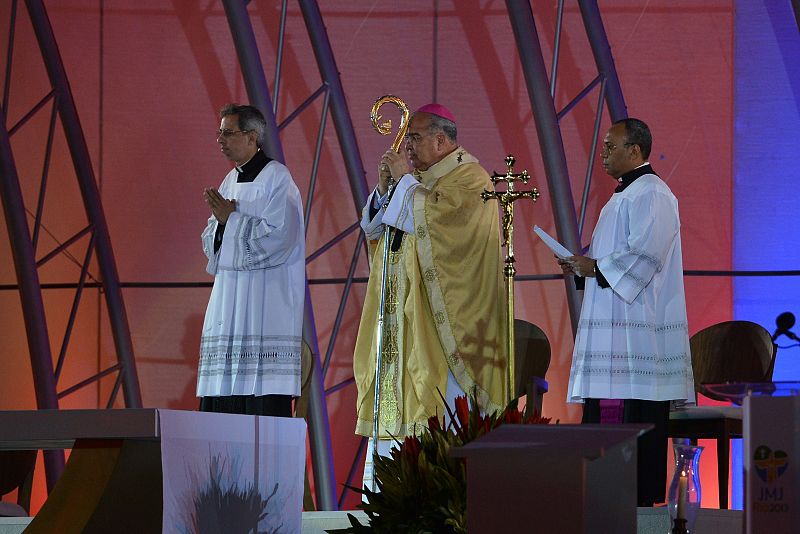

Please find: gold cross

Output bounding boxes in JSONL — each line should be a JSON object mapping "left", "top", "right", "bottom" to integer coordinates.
{"left": 482, "top": 154, "right": 539, "bottom": 404}
{"left": 482, "top": 155, "right": 540, "bottom": 270}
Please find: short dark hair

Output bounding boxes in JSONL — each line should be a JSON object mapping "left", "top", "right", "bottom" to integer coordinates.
{"left": 220, "top": 104, "right": 266, "bottom": 147}
{"left": 427, "top": 114, "right": 457, "bottom": 143}
{"left": 613, "top": 117, "right": 652, "bottom": 159}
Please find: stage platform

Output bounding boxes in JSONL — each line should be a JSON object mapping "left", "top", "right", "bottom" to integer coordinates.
{"left": 0, "top": 409, "right": 744, "bottom": 532}
{"left": 0, "top": 507, "right": 745, "bottom": 533}
{"left": 302, "top": 509, "right": 742, "bottom": 533}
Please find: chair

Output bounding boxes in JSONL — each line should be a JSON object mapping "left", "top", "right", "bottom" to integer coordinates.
{"left": 0, "top": 449, "right": 37, "bottom": 517}
{"left": 668, "top": 320, "right": 776, "bottom": 509}
{"left": 513, "top": 319, "right": 551, "bottom": 416}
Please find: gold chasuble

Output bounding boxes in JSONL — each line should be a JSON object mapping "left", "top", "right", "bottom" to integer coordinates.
{"left": 354, "top": 148, "right": 508, "bottom": 438}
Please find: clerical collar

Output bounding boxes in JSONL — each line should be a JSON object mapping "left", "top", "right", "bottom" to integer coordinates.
{"left": 235, "top": 149, "right": 271, "bottom": 183}
{"left": 414, "top": 146, "right": 478, "bottom": 187}
{"left": 615, "top": 162, "right": 655, "bottom": 193}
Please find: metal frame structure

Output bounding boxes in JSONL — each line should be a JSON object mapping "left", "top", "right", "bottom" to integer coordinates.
{"left": 293, "top": 1, "right": 632, "bottom": 503}
{"left": 1, "top": 0, "right": 630, "bottom": 510}
{"left": 0, "top": 0, "right": 142, "bottom": 490}
{"left": 506, "top": 0, "right": 627, "bottom": 331}
{"left": 220, "top": 0, "right": 377, "bottom": 511}
{"left": 793, "top": 0, "right": 800, "bottom": 33}
{"left": 5, "top": 0, "right": 798, "bottom": 517}
{"left": 216, "top": 0, "right": 634, "bottom": 509}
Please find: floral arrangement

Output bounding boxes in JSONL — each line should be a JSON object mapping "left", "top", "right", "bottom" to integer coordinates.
{"left": 331, "top": 393, "right": 552, "bottom": 533}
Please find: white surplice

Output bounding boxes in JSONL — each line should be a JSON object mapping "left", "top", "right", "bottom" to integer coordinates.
{"left": 567, "top": 174, "right": 695, "bottom": 404}
{"left": 196, "top": 160, "right": 305, "bottom": 397}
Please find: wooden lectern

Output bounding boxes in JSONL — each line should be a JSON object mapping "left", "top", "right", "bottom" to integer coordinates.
{"left": 451, "top": 424, "right": 649, "bottom": 534}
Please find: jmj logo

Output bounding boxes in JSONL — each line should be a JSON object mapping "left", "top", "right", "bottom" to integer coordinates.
{"left": 754, "top": 445, "right": 789, "bottom": 484}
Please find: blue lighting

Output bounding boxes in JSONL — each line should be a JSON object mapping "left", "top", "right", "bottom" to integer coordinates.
{"left": 733, "top": 0, "right": 800, "bottom": 511}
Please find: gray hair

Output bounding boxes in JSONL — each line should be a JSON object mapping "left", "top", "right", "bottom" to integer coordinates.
{"left": 428, "top": 114, "right": 457, "bottom": 143}
{"left": 220, "top": 103, "right": 266, "bottom": 147}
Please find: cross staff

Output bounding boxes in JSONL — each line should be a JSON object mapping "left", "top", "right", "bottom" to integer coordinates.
{"left": 482, "top": 154, "right": 539, "bottom": 402}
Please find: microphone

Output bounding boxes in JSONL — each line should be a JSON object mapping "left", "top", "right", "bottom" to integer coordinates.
{"left": 773, "top": 311, "right": 799, "bottom": 341}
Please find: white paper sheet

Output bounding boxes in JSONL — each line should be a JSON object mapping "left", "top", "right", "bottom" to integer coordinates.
{"left": 533, "top": 225, "right": 574, "bottom": 259}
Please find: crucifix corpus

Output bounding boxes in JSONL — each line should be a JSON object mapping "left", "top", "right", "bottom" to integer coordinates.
{"left": 481, "top": 154, "right": 540, "bottom": 402}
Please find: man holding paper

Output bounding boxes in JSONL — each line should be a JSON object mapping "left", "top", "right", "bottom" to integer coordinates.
{"left": 557, "top": 118, "right": 695, "bottom": 507}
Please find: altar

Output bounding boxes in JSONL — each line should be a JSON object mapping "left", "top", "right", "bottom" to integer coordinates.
{"left": 0, "top": 409, "right": 306, "bottom": 533}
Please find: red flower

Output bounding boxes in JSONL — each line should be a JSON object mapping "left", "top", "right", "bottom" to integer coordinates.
{"left": 503, "top": 409, "right": 522, "bottom": 425}
{"left": 401, "top": 435, "right": 422, "bottom": 466}
{"left": 454, "top": 395, "right": 470, "bottom": 430}
{"left": 427, "top": 414, "right": 442, "bottom": 433}
{"left": 480, "top": 416, "right": 491, "bottom": 434}
{"left": 524, "top": 411, "right": 553, "bottom": 425}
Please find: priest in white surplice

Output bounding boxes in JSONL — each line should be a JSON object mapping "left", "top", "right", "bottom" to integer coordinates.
{"left": 196, "top": 104, "right": 304, "bottom": 417}
{"left": 558, "top": 118, "right": 694, "bottom": 507}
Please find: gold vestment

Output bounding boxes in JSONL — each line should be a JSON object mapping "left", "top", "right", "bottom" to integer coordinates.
{"left": 353, "top": 147, "right": 508, "bottom": 437}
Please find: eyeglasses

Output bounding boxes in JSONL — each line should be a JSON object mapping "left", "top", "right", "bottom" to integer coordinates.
{"left": 600, "top": 142, "right": 634, "bottom": 154}
{"left": 216, "top": 129, "right": 250, "bottom": 139}
{"left": 403, "top": 133, "right": 431, "bottom": 145}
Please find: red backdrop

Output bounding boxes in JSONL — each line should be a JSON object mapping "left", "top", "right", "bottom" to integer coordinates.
{"left": 0, "top": 0, "right": 733, "bottom": 512}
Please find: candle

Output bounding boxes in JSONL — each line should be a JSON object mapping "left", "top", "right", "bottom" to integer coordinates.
{"left": 677, "top": 473, "right": 688, "bottom": 520}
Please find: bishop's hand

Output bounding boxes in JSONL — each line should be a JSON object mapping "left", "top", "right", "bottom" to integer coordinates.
{"left": 378, "top": 150, "right": 409, "bottom": 196}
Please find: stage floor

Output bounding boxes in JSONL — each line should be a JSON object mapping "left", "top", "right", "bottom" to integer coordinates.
{"left": 302, "top": 508, "right": 743, "bottom": 533}
{"left": 0, "top": 507, "right": 742, "bottom": 533}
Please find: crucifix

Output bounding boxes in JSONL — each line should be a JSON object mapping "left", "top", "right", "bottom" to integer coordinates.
{"left": 481, "top": 154, "right": 540, "bottom": 402}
